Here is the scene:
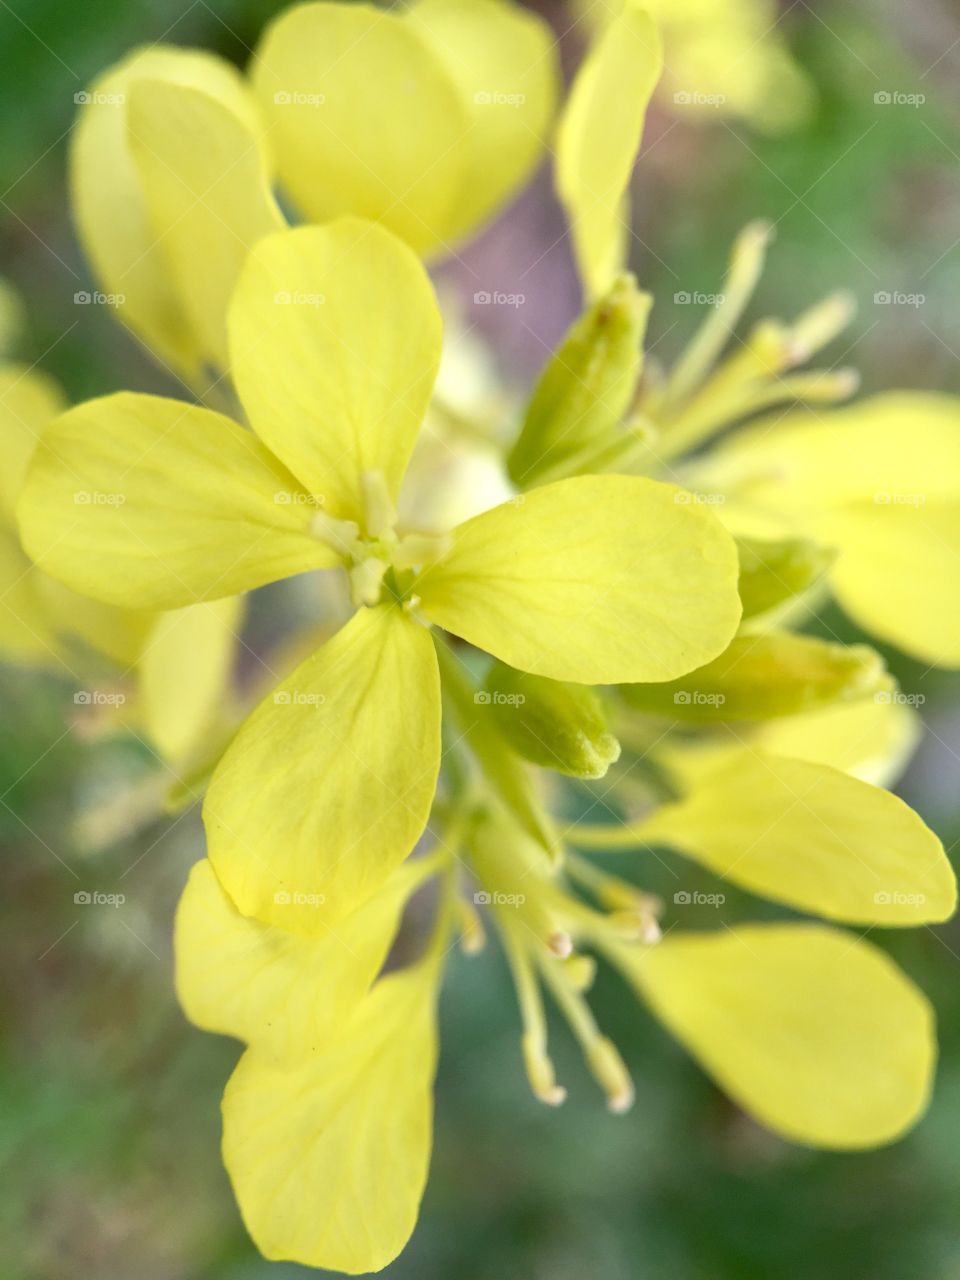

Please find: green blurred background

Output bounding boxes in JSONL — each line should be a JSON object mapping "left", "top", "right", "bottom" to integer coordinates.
{"left": 2, "top": 1, "right": 960, "bottom": 1276}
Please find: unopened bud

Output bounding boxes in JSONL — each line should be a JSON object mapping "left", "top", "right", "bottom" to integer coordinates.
{"left": 508, "top": 274, "right": 650, "bottom": 489}
{"left": 481, "top": 660, "right": 621, "bottom": 780}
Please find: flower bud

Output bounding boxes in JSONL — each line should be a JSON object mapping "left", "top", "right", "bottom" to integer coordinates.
{"left": 482, "top": 661, "right": 621, "bottom": 780}
{"left": 507, "top": 273, "right": 650, "bottom": 489}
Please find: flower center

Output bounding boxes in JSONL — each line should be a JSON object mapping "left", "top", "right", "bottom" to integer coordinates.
{"left": 310, "top": 469, "right": 450, "bottom": 608}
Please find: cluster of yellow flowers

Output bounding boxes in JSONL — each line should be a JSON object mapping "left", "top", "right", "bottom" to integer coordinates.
{"left": 4, "top": 1, "right": 959, "bottom": 1272}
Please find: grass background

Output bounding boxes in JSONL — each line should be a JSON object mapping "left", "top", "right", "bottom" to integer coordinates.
{"left": 2, "top": 1, "right": 960, "bottom": 1276}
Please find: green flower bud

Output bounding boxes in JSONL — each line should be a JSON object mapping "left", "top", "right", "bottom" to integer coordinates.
{"left": 621, "top": 634, "right": 889, "bottom": 722}
{"left": 482, "top": 661, "right": 621, "bottom": 779}
{"left": 507, "top": 273, "right": 650, "bottom": 489}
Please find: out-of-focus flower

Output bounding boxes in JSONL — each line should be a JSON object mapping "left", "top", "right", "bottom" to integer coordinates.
{"left": 69, "top": 0, "right": 559, "bottom": 384}
{"left": 573, "top": 0, "right": 813, "bottom": 132}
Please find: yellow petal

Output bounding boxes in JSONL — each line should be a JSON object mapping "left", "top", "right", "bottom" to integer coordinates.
{"left": 753, "top": 694, "right": 922, "bottom": 787}
{"left": 205, "top": 605, "right": 441, "bottom": 935}
{"left": 417, "top": 475, "right": 741, "bottom": 683}
{"left": 70, "top": 45, "right": 260, "bottom": 381}
{"left": 643, "top": 751, "right": 955, "bottom": 925}
{"left": 407, "top": 0, "right": 558, "bottom": 240}
{"left": 228, "top": 221, "right": 442, "bottom": 519}
{"left": 819, "top": 500, "right": 960, "bottom": 668}
{"left": 222, "top": 958, "right": 441, "bottom": 1271}
{"left": 660, "top": 694, "right": 922, "bottom": 795}
{"left": 555, "top": 0, "right": 662, "bottom": 296}
{"left": 252, "top": 2, "right": 470, "bottom": 256}
{"left": 140, "top": 597, "right": 243, "bottom": 763}
{"left": 126, "top": 77, "right": 283, "bottom": 373}
{"left": 626, "top": 924, "right": 935, "bottom": 1148}
{"left": 18, "top": 392, "right": 333, "bottom": 610}
{"left": 0, "top": 364, "right": 65, "bottom": 522}
{"left": 709, "top": 394, "right": 960, "bottom": 512}
{"left": 175, "top": 857, "right": 435, "bottom": 1059}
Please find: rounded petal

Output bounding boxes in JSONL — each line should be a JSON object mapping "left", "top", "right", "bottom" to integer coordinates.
{"left": 175, "top": 857, "right": 434, "bottom": 1059}
{"left": 251, "top": 1, "right": 470, "bottom": 256}
{"left": 204, "top": 605, "right": 441, "bottom": 935}
{"left": 222, "top": 960, "right": 440, "bottom": 1272}
{"left": 407, "top": 0, "right": 558, "bottom": 240}
{"left": 821, "top": 501, "right": 960, "bottom": 668}
{"left": 555, "top": 0, "right": 662, "bottom": 296}
{"left": 18, "top": 392, "right": 334, "bottom": 610}
{"left": 627, "top": 924, "right": 935, "bottom": 1148}
{"left": 140, "top": 597, "right": 243, "bottom": 763}
{"left": 643, "top": 752, "right": 956, "bottom": 925}
{"left": 417, "top": 475, "right": 742, "bottom": 683}
{"left": 228, "top": 221, "right": 442, "bottom": 519}
{"left": 126, "top": 77, "right": 283, "bottom": 372}
{"left": 70, "top": 45, "right": 261, "bottom": 381}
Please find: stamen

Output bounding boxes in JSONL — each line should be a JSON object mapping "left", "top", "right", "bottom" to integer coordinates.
{"left": 659, "top": 219, "right": 775, "bottom": 411}
{"left": 360, "top": 469, "right": 396, "bottom": 539}
{"left": 392, "top": 531, "right": 453, "bottom": 571}
{"left": 547, "top": 929, "right": 574, "bottom": 959}
{"left": 538, "top": 953, "right": 635, "bottom": 1114}
{"left": 522, "top": 1032, "right": 568, "bottom": 1107}
{"left": 309, "top": 511, "right": 361, "bottom": 557}
{"left": 456, "top": 894, "right": 487, "bottom": 955}
{"left": 499, "top": 916, "right": 567, "bottom": 1107}
{"left": 563, "top": 952, "right": 597, "bottom": 992}
{"left": 788, "top": 290, "right": 856, "bottom": 361}
{"left": 348, "top": 557, "right": 388, "bottom": 608}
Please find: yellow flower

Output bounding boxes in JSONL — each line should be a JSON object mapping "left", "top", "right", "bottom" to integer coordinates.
{"left": 70, "top": 0, "right": 558, "bottom": 383}
{"left": 19, "top": 218, "right": 743, "bottom": 936}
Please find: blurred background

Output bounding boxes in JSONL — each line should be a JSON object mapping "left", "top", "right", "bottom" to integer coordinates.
{"left": 2, "top": 0, "right": 960, "bottom": 1276}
